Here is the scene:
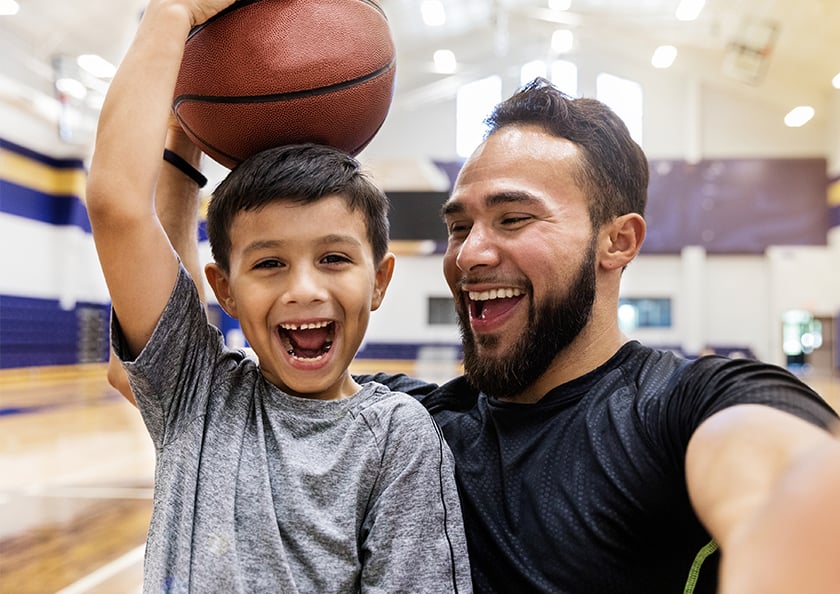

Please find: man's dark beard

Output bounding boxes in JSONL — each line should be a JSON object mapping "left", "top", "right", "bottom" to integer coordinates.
{"left": 457, "top": 238, "right": 597, "bottom": 400}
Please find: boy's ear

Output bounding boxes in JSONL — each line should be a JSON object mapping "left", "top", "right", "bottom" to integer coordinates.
{"left": 371, "top": 252, "right": 395, "bottom": 311}
{"left": 205, "top": 263, "right": 239, "bottom": 319}
{"left": 599, "top": 213, "right": 646, "bottom": 271}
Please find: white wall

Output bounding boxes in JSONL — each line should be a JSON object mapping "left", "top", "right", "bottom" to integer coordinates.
{"left": 0, "top": 216, "right": 107, "bottom": 307}
{"left": 612, "top": 251, "right": 775, "bottom": 363}
{"left": 367, "top": 254, "right": 460, "bottom": 345}
{"left": 700, "top": 84, "right": 829, "bottom": 159}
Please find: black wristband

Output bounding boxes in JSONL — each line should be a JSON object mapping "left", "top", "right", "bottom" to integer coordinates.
{"left": 163, "top": 148, "right": 207, "bottom": 188}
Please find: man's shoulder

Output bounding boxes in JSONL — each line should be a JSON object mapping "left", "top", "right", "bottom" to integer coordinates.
{"left": 614, "top": 341, "right": 692, "bottom": 388}
{"left": 421, "top": 375, "right": 479, "bottom": 413}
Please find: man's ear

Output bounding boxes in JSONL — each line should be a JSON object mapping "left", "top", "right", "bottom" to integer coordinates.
{"left": 371, "top": 252, "right": 396, "bottom": 311}
{"left": 205, "top": 263, "right": 238, "bottom": 319}
{"left": 600, "top": 213, "right": 646, "bottom": 271}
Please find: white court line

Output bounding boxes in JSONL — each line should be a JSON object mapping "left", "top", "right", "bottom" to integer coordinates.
{"left": 55, "top": 544, "right": 145, "bottom": 594}
{"left": 22, "top": 485, "right": 153, "bottom": 499}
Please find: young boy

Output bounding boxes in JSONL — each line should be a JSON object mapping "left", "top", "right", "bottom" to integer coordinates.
{"left": 85, "top": 1, "right": 471, "bottom": 592}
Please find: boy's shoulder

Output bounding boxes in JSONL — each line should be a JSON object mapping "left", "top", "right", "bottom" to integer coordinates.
{"left": 354, "top": 380, "right": 427, "bottom": 410}
{"left": 352, "top": 381, "right": 438, "bottom": 430}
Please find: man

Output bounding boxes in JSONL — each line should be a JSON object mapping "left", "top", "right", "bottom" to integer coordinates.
{"left": 364, "top": 78, "right": 838, "bottom": 593}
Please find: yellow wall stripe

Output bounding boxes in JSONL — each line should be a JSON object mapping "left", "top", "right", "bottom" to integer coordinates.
{"left": 828, "top": 178, "right": 840, "bottom": 207}
{"left": 0, "top": 148, "right": 87, "bottom": 199}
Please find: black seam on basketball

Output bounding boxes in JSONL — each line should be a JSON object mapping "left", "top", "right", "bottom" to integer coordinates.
{"left": 175, "top": 114, "right": 242, "bottom": 167}
{"left": 172, "top": 60, "right": 395, "bottom": 107}
{"left": 176, "top": 107, "right": 381, "bottom": 167}
{"left": 349, "top": 118, "right": 387, "bottom": 156}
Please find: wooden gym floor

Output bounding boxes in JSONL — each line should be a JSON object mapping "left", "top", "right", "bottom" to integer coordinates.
{"left": 1, "top": 361, "right": 838, "bottom": 593}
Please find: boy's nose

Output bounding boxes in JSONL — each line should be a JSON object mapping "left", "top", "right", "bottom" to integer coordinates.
{"left": 282, "top": 267, "right": 328, "bottom": 304}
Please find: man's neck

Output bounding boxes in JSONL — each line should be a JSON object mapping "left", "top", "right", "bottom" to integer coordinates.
{"left": 499, "top": 322, "right": 629, "bottom": 404}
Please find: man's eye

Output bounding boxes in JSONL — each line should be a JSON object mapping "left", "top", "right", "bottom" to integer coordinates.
{"left": 502, "top": 215, "right": 532, "bottom": 226}
{"left": 448, "top": 222, "right": 470, "bottom": 236}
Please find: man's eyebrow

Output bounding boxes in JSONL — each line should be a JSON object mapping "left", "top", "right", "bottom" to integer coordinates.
{"left": 440, "top": 200, "right": 463, "bottom": 218}
{"left": 441, "top": 191, "right": 540, "bottom": 218}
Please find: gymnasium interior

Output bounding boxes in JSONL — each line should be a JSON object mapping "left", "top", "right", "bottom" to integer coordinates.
{"left": 1, "top": 0, "right": 839, "bottom": 591}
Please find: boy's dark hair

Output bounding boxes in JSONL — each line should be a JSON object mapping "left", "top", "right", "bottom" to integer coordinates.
{"left": 207, "top": 143, "right": 390, "bottom": 272}
{"left": 485, "top": 77, "right": 649, "bottom": 228}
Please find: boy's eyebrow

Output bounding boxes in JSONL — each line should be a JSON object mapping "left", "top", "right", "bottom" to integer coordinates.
{"left": 243, "top": 239, "right": 285, "bottom": 255}
{"left": 441, "top": 191, "right": 541, "bottom": 218}
{"left": 242, "top": 235, "right": 363, "bottom": 255}
{"left": 317, "top": 234, "right": 364, "bottom": 248}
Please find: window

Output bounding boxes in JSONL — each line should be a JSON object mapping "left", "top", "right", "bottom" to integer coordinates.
{"left": 618, "top": 297, "right": 671, "bottom": 331}
{"left": 456, "top": 75, "right": 502, "bottom": 158}
{"left": 596, "top": 73, "right": 643, "bottom": 145}
{"left": 520, "top": 59, "right": 578, "bottom": 96}
{"left": 550, "top": 60, "right": 578, "bottom": 96}
{"left": 521, "top": 60, "right": 547, "bottom": 85}
{"left": 428, "top": 296, "right": 458, "bottom": 325}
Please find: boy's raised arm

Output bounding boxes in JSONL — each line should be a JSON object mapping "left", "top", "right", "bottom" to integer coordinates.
{"left": 86, "top": 0, "right": 234, "bottom": 359}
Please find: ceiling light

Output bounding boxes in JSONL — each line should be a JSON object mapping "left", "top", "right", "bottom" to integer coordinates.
{"left": 420, "top": 0, "right": 446, "bottom": 27}
{"left": 0, "top": 0, "right": 19, "bottom": 16}
{"left": 651, "top": 45, "right": 677, "bottom": 69}
{"left": 548, "top": 0, "right": 572, "bottom": 10}
{"left": 433, "top": 49, "right": 457, "bottom": 74}
{"left": 833, "top": 72, "right": 840, "bottom": 89}
{"left": 551, "top": 30, "right": 574, "bottom": 54}
{"left": 784, "top": 106, "right": 814, "bottom": 127}
{"left": 55, "top": 78, "right": 88, "bottom": 100}
{"left": 77, "top": 54, "right": 116, "bottom": 79}
{"left": 675, "top": 0, "right": 705, "bottom": 22}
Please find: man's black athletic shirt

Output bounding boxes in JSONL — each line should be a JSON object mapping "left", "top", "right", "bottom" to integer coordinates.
{"left": 361, "top": 341, "right": 837, "bottom": 593}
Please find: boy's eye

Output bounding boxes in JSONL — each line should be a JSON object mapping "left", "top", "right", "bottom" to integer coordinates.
{"left": 322, "top": 254, "right": 351, "bottom": 265}
{"left": 254, "top": 259, "right": 283, "bottom": 270}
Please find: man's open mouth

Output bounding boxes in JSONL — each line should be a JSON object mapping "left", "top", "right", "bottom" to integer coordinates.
{"left": 467, "top": 288, "right": 524, "bottom": 320}
{"left": 278, "top": 321, "right": 335, "bottom": 361}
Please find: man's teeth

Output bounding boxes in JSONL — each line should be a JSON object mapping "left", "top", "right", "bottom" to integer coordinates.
{"left": 468, "top": 288, "right": 523, "bottom": 301}
{"left": 280, "top": 321, "right": 331, "bottom": 331}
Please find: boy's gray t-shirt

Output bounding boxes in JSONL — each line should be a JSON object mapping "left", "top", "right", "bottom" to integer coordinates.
{"left": 114, "top": 266, "right": 471, "bottom": 593}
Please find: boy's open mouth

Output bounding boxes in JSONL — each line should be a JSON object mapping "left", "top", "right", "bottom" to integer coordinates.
{"left": 278, "top": 321, "right": 335, "bottom": 360}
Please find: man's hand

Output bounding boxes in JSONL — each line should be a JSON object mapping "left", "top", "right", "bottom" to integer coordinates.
{"left": 718, "top": 437, "right": 840, "bottom": 594}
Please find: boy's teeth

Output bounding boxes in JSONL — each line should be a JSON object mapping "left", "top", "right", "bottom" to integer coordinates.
{"left": 286, "top": 343, "right": 332, "bottom": 361}
{"left": 280, "top": 321, "right": 331, "bottom": 331}
{"left": 468, "top": 288, "right": 523, "bottom": 301}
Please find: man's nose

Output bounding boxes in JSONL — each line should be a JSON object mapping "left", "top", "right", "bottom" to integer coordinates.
{"left": 455, "top": 224, "right": 500, "bottom": 272}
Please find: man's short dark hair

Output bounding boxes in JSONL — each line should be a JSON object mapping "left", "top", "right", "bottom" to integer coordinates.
{"left": 485, "top": 77, "right": 649, "bottom": 227}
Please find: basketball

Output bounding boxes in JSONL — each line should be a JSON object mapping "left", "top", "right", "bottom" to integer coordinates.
{"left": 173, "top": 0, "right": 396, "bottom": 169}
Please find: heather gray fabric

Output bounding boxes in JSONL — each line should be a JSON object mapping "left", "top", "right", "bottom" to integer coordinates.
{"left": 113, "top": 266, "right": 471, "bottom": 593}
